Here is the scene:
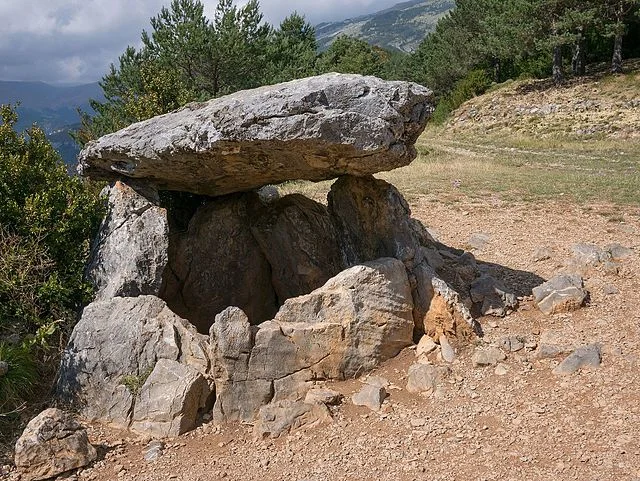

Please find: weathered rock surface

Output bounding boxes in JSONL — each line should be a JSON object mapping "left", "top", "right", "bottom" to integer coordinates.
{"left": 352, "top": 384, "right": 386, "bottom": 411}
{"left": 86, "top": 181, "right": 168, "bottom": 301}
{"left": 131, "top": 359, "right": 211, "bottom": 438}
{"left": 470, "top": 274, "right": 518, "bottom": 317}
{"left": 552, "top": 344, "right": 602, "bottom": 375}
{"left": 254, "top": 400, "right": 332, "bottom": 439}
{"left": 571, "top": 243, "right": 610, "bottom": 267}
{"left": 78, "top": 74, "right": 433, "bottom": 196}
{"left": 472, "top": 346, "right": 507, "bottom": 367}
{"left": 328, "top": 174, "right": 477, "bottom": 336}
{"left": 14, "top": 408, "right": 96, "bottom": 481}
{"left": 57, "top": 296, "right": 210, "bottom": 428}
{"left": 415, "top": 336, "right": 438, "bottom": 357}
{"left": 250, "top": 193, "right": 344, "bottom": 302}
{"left": 304, "top": 388, "right": 344, "bottom": 406}
{"left": 406, "top": 363, "right": 450, "bottom": 393}
{"left": 161, "top": 194, "right": 278, "bottom": 332}
{"left": 533, "top": 274, "right": 588, "bottom": 315}
{"left": 328, "top": 175, "right": 424, "bottom": 266}
{"left": 209, "top": 258, "right": 414, "bottom": 422}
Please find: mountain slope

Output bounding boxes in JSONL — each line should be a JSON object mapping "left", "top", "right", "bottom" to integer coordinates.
{"left": 316, "top": 0, "right": 454, "bottom": 52}
{"left": 0, "top": 80, "right": 103, "bottom": 167}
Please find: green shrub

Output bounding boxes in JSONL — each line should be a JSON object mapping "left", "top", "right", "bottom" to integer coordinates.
{"left": 0, "top": 104, "right": 105, "bottom": 415}
{"left": 0, "top": 343, "right": 37, "bottom": 413}
{"left": 431, "top": 69, "right": 492, "bottom": 125}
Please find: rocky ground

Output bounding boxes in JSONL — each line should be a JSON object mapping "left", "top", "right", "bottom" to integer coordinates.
{"left": 15, "top": 194, "right": 636, "bottom": 481}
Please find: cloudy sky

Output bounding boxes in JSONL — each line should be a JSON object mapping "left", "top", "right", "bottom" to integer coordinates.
{"left": 0, "top": 0, "right": 402, "bottom": 85}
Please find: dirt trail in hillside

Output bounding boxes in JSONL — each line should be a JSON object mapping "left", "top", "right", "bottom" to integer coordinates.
{"left": 14, "top": 197, "right": 640, "bottom": 481}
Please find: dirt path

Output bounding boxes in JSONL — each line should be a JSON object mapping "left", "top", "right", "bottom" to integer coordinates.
{"left": 34, "top": 197, "right": 640, "bottom": 481}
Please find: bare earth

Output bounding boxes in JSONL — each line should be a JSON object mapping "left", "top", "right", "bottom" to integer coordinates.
{"left": 60, "top": 195, "right": 639, "bottom": 481}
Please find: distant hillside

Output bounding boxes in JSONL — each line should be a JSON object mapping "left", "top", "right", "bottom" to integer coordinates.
{"left": 0, "top": 80, "right": 103, "bottom": 167}
{"left": 444, "top": 60, "right": 640, "bottom": 140}
{"left": 316, "top": 0, "right": 454, "bottom": 52}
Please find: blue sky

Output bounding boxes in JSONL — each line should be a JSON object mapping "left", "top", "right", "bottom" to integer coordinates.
{"left": 0, "top": 0, "right": 402, "bottom": 84}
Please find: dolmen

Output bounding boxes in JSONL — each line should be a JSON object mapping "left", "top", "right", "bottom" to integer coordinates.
{"left": 57, "top": 73, "right": 483, "bottom": 438}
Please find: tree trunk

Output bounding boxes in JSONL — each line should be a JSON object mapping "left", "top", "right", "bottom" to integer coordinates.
{"left": 612, "top": 33, "right": 623, "bottom": 73}
{"left": 572, "top": 36, "right": 586, "bottom": 76}
{"left": 553, "top": 45, "right": 564, "bottom": 85}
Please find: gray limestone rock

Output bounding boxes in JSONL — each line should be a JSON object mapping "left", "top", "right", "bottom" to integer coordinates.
{"left": 571, "top": 243, "right": 610, "bottom": 267}
{"left": 304, "top": 388, "right": 344, "bottom": 406}
{"left": 131, "top": 359, "right": 211, "bottom": 438}
{"left": 500, "top": 336, "right": 526, "bottom": 352}
{"left": 605, "top": 243, "right": 634, "bottom": 261}
{"left": 472, "top": 346, "right": 507, "bottom": 367}
{"left": 209, "top": 258, "right": 414, "bottom": 423}
{"left": 327, "top": 175, "right": 478, "bottom": 336}
{"left": 470, "top": 274, "right": 518, "bottom": 317}
{"left": 532, "top": 274, "right": 588, "bottom": 315}
{"left": 14, "top": 408, "right": 96, "bottom": 481}
{"left": 254, "top": 400, "right": 332, "bottom": 439}
{"left": 406, "top": 364, "right": 450, "bottom": 393}
{"left": 57, "top": 296, "right": 210, "bottom": 428}
{"left": 552, "top": 344, "right": 602, "bottom": 375}
{"left": 250, "top": 193, "right": 345, "bottom": 303}
{"left": 86, "top": 181, "right": 168, "bottom": 301}
{"left": 352, "top": 384, "right": 387, "bottom": 411}
{"left": 160, "top": 193, "right": 278, "bottom": 332}
{"left": 78, "top": 74, "right": 433, "bottom": 196}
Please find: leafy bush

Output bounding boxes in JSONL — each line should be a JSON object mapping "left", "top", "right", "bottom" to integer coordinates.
{"left": 0, "top": 104, "right": 104, "bottom": 416}
{"left": 431, "top": 69, "right": 492, "bottom": 125}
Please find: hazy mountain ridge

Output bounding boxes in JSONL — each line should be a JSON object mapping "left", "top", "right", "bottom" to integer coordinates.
{"left": 316, "top": 0, "right": 454, "bottom": 52}
{"left": 0, "top": 80, "right": 103, "bottom": 166}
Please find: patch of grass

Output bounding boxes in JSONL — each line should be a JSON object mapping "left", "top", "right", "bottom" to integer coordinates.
{"left": 122, "top": 367, "right": 154, "bottom": 397}
{"left": 384, "top": 128, "right": 640, "bottom": 206}
{"left": 0, "top": 343, "right": 37, "bottom": 413}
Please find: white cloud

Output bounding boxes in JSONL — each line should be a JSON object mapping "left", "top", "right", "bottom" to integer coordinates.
{"left": 0, "top": 0, "right": 402, "bottom": 84}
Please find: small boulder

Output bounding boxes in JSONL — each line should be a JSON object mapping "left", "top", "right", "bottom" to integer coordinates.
{"left": 406, "top": 364, "right": 450, "bottom": 393}
{"left": 468, "top": 233, "right": 490, "bottom": 251}
{"left": 14, "top": 408, "right": 96, "bottom": 481}
{"left": 533, "top": 246, "right": 553, "bottom": 262}
{"left": 254, "top": 400, "right": 332, "bottom": 439}
{"left": 500, "top": 336, "right": 525, "bottom": 352}
{"left": 439, "top": 334, "right": 456, "bottom": 363}
{"left": 552, "top": 344, "right": 602, "bottom": 375}
{"left": 304, "top": 388, "right": 343, "bottom": 406}
{"left": 352, "top": 384, "right": 386, "bottom": 411}
{"left": 532, "top": 274, "right": 588, "bottom": 315}
{"left": 571, "top": 243, "right": 609, "bottom": 267}
{"left": 472, "top": 346, "right": 507, "bottom": 367}
{"left": 470, "top": 274, "right": 518, "bottom": 317}
{"left": 416, "top": 336, "right": 438, "bottom": 357}
{"left": 605, "top": 243, "right": 634, "bottom": 261}
{"left": 130, "top": 359, "right": 211, "bottom": 438}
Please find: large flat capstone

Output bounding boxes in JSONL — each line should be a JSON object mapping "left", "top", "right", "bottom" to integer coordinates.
{"left": 78, "top": 74, "right": 433, "bottom": 196}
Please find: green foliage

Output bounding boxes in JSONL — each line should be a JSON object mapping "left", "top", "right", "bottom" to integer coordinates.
{"left": 316, "top": 35, "right": 391, "bottom": 77}
{"left": 0, "top": 105, "right": 104, "bottom": 413}
{"left": 431, "top": 69, "right": 492, "bottom": 124}
{"left": 0, "top": 343, "right": 37, "bottom": 413}
{"left": 122, "top": 367, "right": 154, "bottom": 397}
{"left": 409, "top": 0, "right": 639, "bottom": 115}
{"left": 265, "top": 12, "right": 318, "bottom": 84}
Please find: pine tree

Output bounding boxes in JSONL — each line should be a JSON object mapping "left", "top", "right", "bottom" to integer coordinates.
{"left": 601, "top": 0, "right": 640, "bottom": 72}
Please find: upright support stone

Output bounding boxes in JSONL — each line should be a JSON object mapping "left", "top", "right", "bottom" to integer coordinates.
{"left": 86, "top": 181, "right": 168, "bottom": 300}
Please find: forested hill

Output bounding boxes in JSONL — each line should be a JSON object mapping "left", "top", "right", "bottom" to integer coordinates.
{"left": 316, "top": 0, "right": 454, "bottom": 52}
{"left": 0, "top": 81, "right": 103, "bottom": 167}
